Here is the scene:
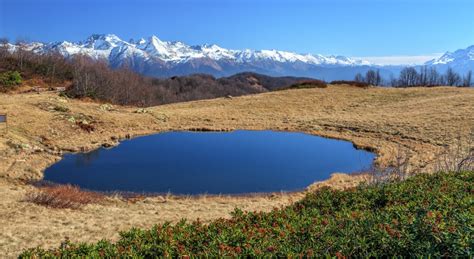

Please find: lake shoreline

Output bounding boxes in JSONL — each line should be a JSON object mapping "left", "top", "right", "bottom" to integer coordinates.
{"left": 43, "top": 130, "right": 375, "bottom": 195}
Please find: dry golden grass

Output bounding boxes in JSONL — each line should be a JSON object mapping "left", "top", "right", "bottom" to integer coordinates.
{"left": 0, "top": 84, "right": 473, "bottom": 256}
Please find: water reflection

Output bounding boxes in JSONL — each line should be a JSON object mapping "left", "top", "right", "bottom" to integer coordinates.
{"left": 74, "top": 148, "right": 101, "bottom": 167}
{"left": 44, "top": 130, "right": 375, "bottom": 195}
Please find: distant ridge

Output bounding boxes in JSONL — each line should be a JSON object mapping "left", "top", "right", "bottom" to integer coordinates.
{"left": 7, "top": 34, "right": 375, "bottom": 79}
{"left": 425, "top": 45, "right": 474, "bottom": 74}
{"left": 6, "top": 34, "right": 474, "bottom": 79}
{"left": 24, "top": 34, "right": 371, "bottom": 66}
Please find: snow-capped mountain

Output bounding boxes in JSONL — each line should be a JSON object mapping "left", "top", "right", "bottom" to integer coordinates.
{"left": 15, "top": 34, "right": 376, "bottom": 79}
{"left": 46, "top": 34, "right": 370, "bottom": 66}
{"left": 8, "top": 34, "right": 473, "bottom": 79}
{"left": 425, "top": 45, "right": 474, "bottom": 74}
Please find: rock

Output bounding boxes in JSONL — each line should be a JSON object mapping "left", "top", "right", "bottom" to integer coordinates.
{"left": 142, "top": 196, "right": 167, "bottom": 204}
{"left": 99, "top": 104, "right": 114, "bottom": 111}
{"left": 102, "top": 143, "right": 114, "bottom": 148}
{"left": 134, "top": 108, "right": 149, "bottom": 114}
{"left": 53, "top": 105, "right": 69, "bottom": 113}
{"left": 57, "top": 97, "right": 68, "bottom": 103}
{"left": 20, "top": 143, "right": 31, "bottom": 150}
{"left": 33, "top": 146, "right": 44, "bottom": 153}
{"left": 153, "top": 196, "right": 167, "bottom": 203}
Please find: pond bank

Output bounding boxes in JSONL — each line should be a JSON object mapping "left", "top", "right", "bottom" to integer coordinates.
{"left": 43, "top": 130, "right": 375, "bottom": 195}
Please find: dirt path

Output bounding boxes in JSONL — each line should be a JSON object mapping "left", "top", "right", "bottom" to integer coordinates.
{"left": 0, "top": 85, "right": 473, "bottom": 257}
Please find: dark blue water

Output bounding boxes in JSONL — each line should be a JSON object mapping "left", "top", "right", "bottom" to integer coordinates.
{"left": 43, "top": 130, "right": 375, "bottom": 195}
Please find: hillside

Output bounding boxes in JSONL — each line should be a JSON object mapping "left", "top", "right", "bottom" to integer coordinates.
{"left": 0, "top": 47, "right": 318, "bottom": 106}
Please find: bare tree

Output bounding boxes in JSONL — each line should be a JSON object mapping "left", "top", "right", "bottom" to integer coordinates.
{"left": 354, "top": 73, "right": 364, "bottom": 83}
{"left": 445, "top": 67, "right": 461, "bottom": 86}
{"left": 375, "top": 69, "right": 382, "bottom": 86}
{"left": 462, "top": 70, "right": 472, "bottom": 87}
{"left": 398, "top": 67, "right": 418, "bottom": 87}
{"left": 365, "top": 69, "right": 376, "bottom": 85}
{"left": 418, "top": 66, "right": 428, "bottom": 86}
{"left": 15, "top": 39, "right": 28, "bottom": 71}
{"left": 427, "top": 67, "right": 440, "bottom": 86}
{"left": 365, "top": 69, "right": 382, "bottom": 86}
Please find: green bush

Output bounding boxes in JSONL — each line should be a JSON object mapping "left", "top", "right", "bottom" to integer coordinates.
{"left": 283, "top": 79, "right": 328, "bottom": 90}
{"left": 0, "top": 70, "right": 22, "bottom": 90}
{"left": 330, "top": 80, "right": 370, "bottom": 88}
{"left": 20, "top": 171, "right": 473, "bottom": 257}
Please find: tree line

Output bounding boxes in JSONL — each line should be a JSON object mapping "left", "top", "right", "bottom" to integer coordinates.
{"left": 354, "top": 67, "right": 472, "bottom": 87}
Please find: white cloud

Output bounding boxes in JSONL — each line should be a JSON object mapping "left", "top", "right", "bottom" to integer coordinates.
{"left": 355, "top": 54, "right": 444, "bottom": 66}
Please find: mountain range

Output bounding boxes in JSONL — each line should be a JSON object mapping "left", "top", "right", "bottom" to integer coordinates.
{"left": 8, "top": 34, "right": 474, "bottom": 80}
{"left": 425, "top": 45, "right": 474, "bottom": 74}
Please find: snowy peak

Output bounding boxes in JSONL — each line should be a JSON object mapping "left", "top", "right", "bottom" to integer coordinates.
{"left": 7, "top": 34, "right": 382, "bottom": 79}
{"left": 426, "top": 45, "right": 474, "bottom": 66}
{"left": 139, "top": 35, "right": 168, "bottom": 55}
{"left": 83, "top": 34, "right": 124, "bottom": 50}
{"left": 23, "top": 33, "right": 369, "bottom": 66}
{"left": 6, "top": 34, "right": 473, "bottom": 80}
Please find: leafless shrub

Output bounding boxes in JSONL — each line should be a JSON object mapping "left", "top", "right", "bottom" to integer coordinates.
{"left": 369, "top": 132, "right": 473, "bottom": 185}
{"left": 433, "top": 133, "right": 473, "bottom": 173}
{"left": 369, "top": 145, "right": 411, "bottom": 185}
{"left": 25, "top": 184, "right": 103, "bottom": 209}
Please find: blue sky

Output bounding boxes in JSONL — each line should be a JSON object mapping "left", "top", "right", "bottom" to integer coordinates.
{"left": 1, "top": 0, "right": 473, "bottom": 64}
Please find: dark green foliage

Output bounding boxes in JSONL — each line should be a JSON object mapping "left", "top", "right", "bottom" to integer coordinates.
{"left": 282, "top": 79, "right": 328, "bottom": 90}
{"left": 0, "top": 70, "right": 22, "bottom": 91}
{"left": 331, "top": 80, "right": 370, "bottom": 88}
{"left": 20, "top": 171, "right": 473, "bottom": 257}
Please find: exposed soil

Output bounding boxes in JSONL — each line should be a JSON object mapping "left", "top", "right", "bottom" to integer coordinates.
{"left": 0, "top": 85, "right": 472, "bottom": 257}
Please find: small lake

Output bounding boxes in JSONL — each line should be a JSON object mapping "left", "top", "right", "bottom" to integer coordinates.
{"left": 43, "top": 130, "right": 375, "bottom": 195}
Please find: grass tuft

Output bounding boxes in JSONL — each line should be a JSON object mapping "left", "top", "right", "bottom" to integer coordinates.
{"left": 25, "top": 184, "right": 103, "bottom": 209}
